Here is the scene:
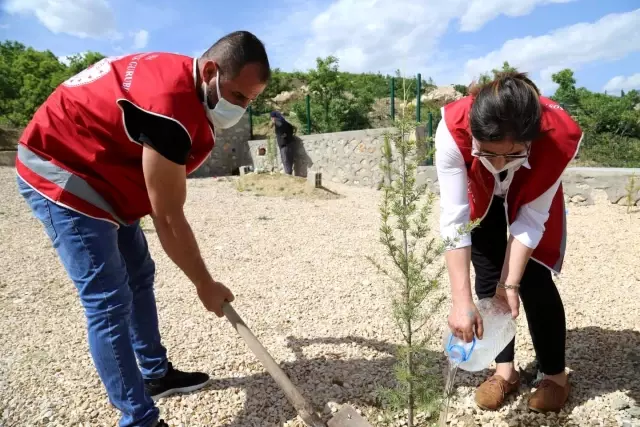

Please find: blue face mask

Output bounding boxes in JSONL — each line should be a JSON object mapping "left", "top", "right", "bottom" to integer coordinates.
{"left": 202, "top": 70, "right": 246, "bottom": 129}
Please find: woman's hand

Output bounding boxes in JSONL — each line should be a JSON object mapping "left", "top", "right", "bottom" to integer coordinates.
{"left": 495, "top": 285, "right": 520, "bottom": 319}
{"left": 449, "top": 299, "right": 484, "bottom": 343}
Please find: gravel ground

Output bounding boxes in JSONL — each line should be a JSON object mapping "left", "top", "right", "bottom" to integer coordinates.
{"left": 0, "top": 166, "right": 638, "bottom": 427}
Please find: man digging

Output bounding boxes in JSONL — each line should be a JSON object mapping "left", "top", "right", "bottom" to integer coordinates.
{"left": 15, "top": 31, "right": 270, "bottom": 427}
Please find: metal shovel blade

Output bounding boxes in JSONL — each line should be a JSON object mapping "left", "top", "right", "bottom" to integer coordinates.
{"left": 327, "top": 405, "right": 374, "bottom": 427}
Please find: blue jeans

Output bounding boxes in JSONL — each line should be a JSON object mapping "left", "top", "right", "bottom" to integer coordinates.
{"left": 17, "top": 176, "right": 167, "bottom": 427}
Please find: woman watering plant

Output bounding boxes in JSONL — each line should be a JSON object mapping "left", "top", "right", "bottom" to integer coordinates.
{"left": 434, "top": 72, "right": 582, "bottom": 413}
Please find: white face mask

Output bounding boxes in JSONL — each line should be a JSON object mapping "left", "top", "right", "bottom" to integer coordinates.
{"left": 202, "top": 70, "right": 246, "bottom": 129}
{"left": 478, "top": 156, "right": 527, "bottom": 175}
{"left": 472, "top": 138, "right": 528, "bottom": 175}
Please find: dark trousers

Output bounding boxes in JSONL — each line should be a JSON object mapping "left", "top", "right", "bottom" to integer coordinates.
{"left": 280, "top": 145, "right": 294, "bottom": 175}
{"left": 471, "top": 196, "right": 566, "bottom": 375}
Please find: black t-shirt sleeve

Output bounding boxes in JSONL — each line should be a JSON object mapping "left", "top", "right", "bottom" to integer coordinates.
{"left": 118, "top": 100, "right": 192, "bottom": 165}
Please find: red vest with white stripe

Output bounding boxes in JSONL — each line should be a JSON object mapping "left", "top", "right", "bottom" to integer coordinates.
{"left": 16, "top": 52, "right": 214, "bottom": 226}
{"left": 443, "top": 95, "right": 582, "bottom": 273}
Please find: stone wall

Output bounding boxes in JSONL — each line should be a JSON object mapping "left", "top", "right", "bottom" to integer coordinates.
{"left": 247, "top": 128, "right": 639, "bottom": 206}
{"left": 249, "top": 128, "right": 395, "bottom": 187}
{"left": 189, "top": 112, "right": 253, "bottom": 178}
{"left": 2, "top": 120, "right": 638, "bottom": 207}
{"left": 552, "top": 167, "right": 639, "bottom": 206}
{"left": 0, "top": 150, "right": 16, "bottom": 167}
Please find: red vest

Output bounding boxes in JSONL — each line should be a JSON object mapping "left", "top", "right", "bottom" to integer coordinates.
{"left": 16, "top": 52, "right": 215, "bottom": 226}
{"left": 443, "top": 95, "right": 582, "bottom": 273}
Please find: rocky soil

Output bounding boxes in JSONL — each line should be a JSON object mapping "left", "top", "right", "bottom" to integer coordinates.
{"left": 0, "top": 167, "right": 638, "bottom": 427}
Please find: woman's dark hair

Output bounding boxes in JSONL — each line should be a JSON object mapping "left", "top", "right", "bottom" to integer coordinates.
{"left": 469, "top": 71, "right": 542, "bottom": 143}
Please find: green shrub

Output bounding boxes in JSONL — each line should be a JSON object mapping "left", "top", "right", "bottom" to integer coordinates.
{"left": 577, "top": 132, "right": 640, "bottom": 168}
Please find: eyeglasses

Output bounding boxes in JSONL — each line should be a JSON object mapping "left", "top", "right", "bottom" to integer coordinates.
{"left": 471, "top": 143, "right": 531, "bottom": 159}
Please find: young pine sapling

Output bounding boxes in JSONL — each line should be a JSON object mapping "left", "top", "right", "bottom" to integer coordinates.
{"left": 369, "top": 77, "right": 476, "bottom": 426}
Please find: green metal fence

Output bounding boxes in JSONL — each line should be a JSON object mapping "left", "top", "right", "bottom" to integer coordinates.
{"left": 249, "top": 73, "right": 434, "bottom": 138}
{"left": 248, "top": 76, "right": 640, "bottom": 169}
{"left": 248, "top": 73, "right": 440, "bottom": 166}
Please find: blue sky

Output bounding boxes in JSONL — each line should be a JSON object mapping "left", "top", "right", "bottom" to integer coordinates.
{"left": 1, "top": 0, "right": 639, "bottom": 95}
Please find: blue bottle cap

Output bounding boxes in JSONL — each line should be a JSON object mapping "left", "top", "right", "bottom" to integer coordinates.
{"left": 446, "top": 333, "right": 476, "bottom": 364}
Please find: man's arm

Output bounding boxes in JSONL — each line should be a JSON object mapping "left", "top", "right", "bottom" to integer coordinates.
{"left": 141, "top": 144, "right": 233, "bottom": 316}
{"left": 119, "top": 100, "right": 233, "bottom": 316}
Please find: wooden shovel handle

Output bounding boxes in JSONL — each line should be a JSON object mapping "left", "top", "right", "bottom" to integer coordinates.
{"left": 222, "top": 302, "right": 326, "bottom": 427}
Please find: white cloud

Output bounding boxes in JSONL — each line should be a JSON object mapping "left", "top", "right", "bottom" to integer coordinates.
{"left": 131, "top": 30, "right": 149, "bottom": 49}
{"left": 459, "top": 0, "right": 576, "bottom": 32}
{"left": 257, "top": 0, "right": 326, "bottom": 70}
{"left": 286, "top": 0, "right": 570, "bottom": 78}
{"left": 603, "top": 73, "right": 640, "bottom": 92}
{"left": 294, "top": 0, "right": 459, "bottom": 74}
{"left": 0, "top": 23, "right": 10, "bottom": 29}
{"left": 3, "top": 0, "right": 119, "bottom": 39}
{"left": 463, "top": 8, "right": 640, "bottom": 91}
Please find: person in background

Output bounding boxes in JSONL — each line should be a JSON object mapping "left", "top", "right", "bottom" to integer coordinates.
{"left": 270, "top": 111, "right": 297, "bottom": 175}
{"left": 15, "top": 31, "right": 270, "bottom": 427}
{"left": 435, "top": 72, "right": 582, "bottom": 413}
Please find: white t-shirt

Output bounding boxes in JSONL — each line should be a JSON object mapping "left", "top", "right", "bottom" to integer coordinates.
{"left": 434, "top": 113, "right": 562, "bottom": 251}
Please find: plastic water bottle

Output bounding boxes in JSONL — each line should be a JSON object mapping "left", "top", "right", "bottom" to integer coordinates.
{"left": 444, "top": 297, "right": 517, "bottom": 372}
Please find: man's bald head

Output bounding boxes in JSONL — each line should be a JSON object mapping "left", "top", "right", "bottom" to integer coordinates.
{"left": 200, "top": 31, "right": 270, "bottom": 83}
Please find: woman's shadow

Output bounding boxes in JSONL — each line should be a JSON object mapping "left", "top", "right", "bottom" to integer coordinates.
{"left": 522, "top": 326, "right": 640, "bottom": 405}
{"left": 490, "top": 326, "right": 640, "bottom": 423}
{"left": 291, "top": 137, "right": 313, "bottom": 178}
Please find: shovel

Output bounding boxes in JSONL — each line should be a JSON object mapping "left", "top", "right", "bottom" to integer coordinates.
{"left": 222, "top": 302, "right": 373, "bottom": 427}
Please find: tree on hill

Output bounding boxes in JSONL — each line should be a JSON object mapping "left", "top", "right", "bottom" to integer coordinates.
{"left": 453, "top": 84, "right": 469, "bottom": 96}
{"left": 477, "top": 73, "right": 492, "bottom": 85}
{"left": 290, "top": 55, "right": 373, "bottom": 133}
{"left": 492, "top": 61, "right": 518, "bottom": 77}
{"left": 65, "top": 51, "right": 106, "bottom": 75}
{"left": 307, "top": 56, "right": 343, "bottom": 127}
{"left": 551, "top": 68, "right": 579, "bottom": 107}
{"left": 251, "top": 68, "right": 297, "bottom": 114}
{"left": 0, "top": 41, "right": 104, "bottom": 127}
{"left": 549, "top": 68, "right": 640, "bottom": 167}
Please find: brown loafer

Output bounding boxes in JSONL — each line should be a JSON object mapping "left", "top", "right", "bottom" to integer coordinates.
{"left": 475, "top": 373, "right": 520, "bottom": 411}
{"left": 528, "top": 378, "right": 570, "bottom": 413}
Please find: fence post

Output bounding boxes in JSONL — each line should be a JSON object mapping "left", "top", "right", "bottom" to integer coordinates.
{"left": 248, "top": 106, "right": 253, "bottom": 139}
{"left": 390, "top": 77, "right": 395, "bottom": 121}
{"left": 416, "top": 73, "right": 422, "bottom": 123}
{"left": 305, "top": 94, "right": 311, "bottom": 134}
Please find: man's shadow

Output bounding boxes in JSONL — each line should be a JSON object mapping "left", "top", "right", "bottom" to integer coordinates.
{"left": 197, "top": 335, "right": 444, "bottom": 427}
